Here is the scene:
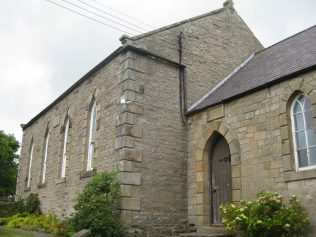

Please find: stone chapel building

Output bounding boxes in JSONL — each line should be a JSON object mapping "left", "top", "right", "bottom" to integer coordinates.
{"left": 16, "top": 1, "right": 316, "bottom": 236}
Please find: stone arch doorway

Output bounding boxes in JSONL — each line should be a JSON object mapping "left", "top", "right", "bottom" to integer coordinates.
{"left": 194, "top": 121, "right": 241, "bottom": 226}
{"left": 209, "top": 133, "right": 232, "bottom": 224}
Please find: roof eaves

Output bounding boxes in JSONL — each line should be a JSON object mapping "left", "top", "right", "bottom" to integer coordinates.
{"left": 22, "top": 45, "right": 185, "bottom": 130}
{"left": 22, "top": 46, "right": 124, "bottom": 130}
{"left": 187, "top": 63, "right": 316, "bottom": 116}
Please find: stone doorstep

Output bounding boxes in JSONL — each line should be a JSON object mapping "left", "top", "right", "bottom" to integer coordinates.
{"left": 179, "top": 226, "right": 234, "bottom": 237}
{"left": 179, "top": 233, "right": 233, "bottom": 237}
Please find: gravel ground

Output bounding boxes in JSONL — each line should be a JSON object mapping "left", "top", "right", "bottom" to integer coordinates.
{"left": 0, "top": 226, "right": 56, "bottom": 237}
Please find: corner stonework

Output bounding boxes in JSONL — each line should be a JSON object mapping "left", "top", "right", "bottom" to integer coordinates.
{"left": 115, "top": 51, "right": 144, "bottom": 226}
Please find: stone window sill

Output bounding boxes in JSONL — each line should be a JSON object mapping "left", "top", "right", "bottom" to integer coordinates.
{"left": 37, "top": 183, "right": 46, "bottom": 189}
{"left": 24, "top": 187, "right": 31, "bottom": 192}
{"left": 284, "top": 168, "right": 316, "bottom": 182}
{"left": 80, "top": 168, "right": 97, "bottom": 179}
{"left": 56, "top": 177, "right": 67, "bottom": 185}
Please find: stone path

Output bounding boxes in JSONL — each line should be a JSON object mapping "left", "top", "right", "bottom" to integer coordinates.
{"left": 0, "top": 226, "right": 56, "bottom": 237}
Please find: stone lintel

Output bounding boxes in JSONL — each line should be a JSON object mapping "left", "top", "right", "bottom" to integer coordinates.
{"left": 207, "top": 104, "right": 224, "bottom": 122}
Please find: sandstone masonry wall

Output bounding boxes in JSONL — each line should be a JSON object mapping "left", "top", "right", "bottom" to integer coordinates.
{"left": 126, "top": 6, "right": 263, "bottom": 107}
{"left": 119, "top": 52, "right": 188, "bottom": 236}
{"left": 16, "top": 4, "right": 264, "bottom": 236}
{"left": 187, "top": 70, "right": 316, "bottom": 235}
{"left": 16, "top": 57, "right": 122, "bottom": 218}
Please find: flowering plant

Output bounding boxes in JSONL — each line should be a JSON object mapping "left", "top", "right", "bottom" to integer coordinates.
{"left": 219, "top": 191, "right": 310, "bottom": 237}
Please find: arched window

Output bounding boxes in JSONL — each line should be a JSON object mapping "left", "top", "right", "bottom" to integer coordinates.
{"left": 87, "top": 100, "right": 97, "bottom": 171}
{"left": 41, "top": 129, "right": 49, "bottom": 184}
{"left": 61, "top": 117, "right": 70, "bottom": 178}
{"left": 27, "top": 140, "right": 34, "bottom": 188}
{"left": 291, "top": 94, "right": 316, "bottom": 171}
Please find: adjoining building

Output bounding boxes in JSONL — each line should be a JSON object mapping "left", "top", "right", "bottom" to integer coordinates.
{"left": 16, "top": 1, "right": 316, "bottom": 236}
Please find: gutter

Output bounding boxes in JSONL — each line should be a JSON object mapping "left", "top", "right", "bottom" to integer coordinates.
{"left": 22, "top": 45, "right": 185, "bottom": 130}
{"left": 186, "top": 63, "right": 316, "bottom": 116}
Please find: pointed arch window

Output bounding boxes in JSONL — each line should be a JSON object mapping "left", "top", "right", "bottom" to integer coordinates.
{"left": 87, "top": 100, "right": 97, "bottom": 171}
{"left": 41, "top": 129, "right": 49, "bottom": 184}
{"left": 27, "top": 140, "right": 34, "bottom": 188}
{"left": 61, "top": 117, "right": 70, "bottom": 178}
{"left": 291, "top": 94, "right": 316, "bottom": 171}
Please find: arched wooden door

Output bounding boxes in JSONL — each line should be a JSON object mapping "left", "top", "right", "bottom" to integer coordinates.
{"left": 209, "top": 135, "right": 232, "bottom": 224}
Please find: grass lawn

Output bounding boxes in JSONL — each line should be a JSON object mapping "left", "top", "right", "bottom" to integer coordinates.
{"left": 0, "top": 227, "right": 34, "bottom": 237}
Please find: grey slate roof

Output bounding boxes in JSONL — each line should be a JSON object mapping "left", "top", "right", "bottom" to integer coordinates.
{"left": 188, "top": 25, "right": 316, "bottom": 114}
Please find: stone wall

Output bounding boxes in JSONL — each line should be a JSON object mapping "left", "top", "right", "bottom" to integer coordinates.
{"left": 116, "top": 51, "right": 188, "bottom": 236}
{"left": 16, "top": 3, "right": 264, "bottom": 236}
{"left": 16, "top": 57, "right": 122, "bottom": 218}
{"left": 187, "top": 70, "right": 316, "bottom": 235}
{"left": 125, "top": 4, "right": 263, "bottom": 107}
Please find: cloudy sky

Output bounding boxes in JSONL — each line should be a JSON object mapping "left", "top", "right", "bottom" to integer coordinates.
{"left": 1, "top": 0, "right": 316, "bottom": 144}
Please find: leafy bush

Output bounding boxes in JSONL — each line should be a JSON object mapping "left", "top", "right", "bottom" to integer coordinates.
{"left": 220, "top": 191, "right": 310, "bottom": 237}
{"left": 0, "top": 193, "right": 41, "bottom": 217}
{"left": 23, "top": 193, "right": 41, "bottom": 214}
{"left": 5, "top": 212, "right": 60, "bottom": 234}
{"left": 0, "top": 217, "right": 10, "bottom": 225}
{"left": 66, "top": 172, "right": 124, "bottom": 237}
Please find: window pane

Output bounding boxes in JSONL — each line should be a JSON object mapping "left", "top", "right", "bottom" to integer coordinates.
{"left": 298, "top": 149, "right": 308, "bottom": 168}
{"left": 303, "top": 97, "right": 312, "bottom": 111}
{"left": 309, "top": 147, "right": 316, "bottom": 166}
{"left": 296, "top": 131, "right": 307, "bottom": 149}
{"left": 305, "top": 110, "right": 314, "bottom": 129}
{"left": 293, "top": 101, "right": 302, "bottom": 114}
{"left": 294, "top": 113, "right": 304, "bottom": 130}
{"left": 298, "top": 95, "right": 305, "bottom": 104}
{"left": 307, "top": 129, "right": 316, "bottom": 146}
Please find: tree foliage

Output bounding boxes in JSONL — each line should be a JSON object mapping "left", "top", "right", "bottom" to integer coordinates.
{"left": 0, "top": 130, "right": 20, "bottom": 197}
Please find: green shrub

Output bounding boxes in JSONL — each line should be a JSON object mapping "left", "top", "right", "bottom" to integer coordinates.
{"left": 7, "top": 216, "right": 26, "bottom": 228}
{"left": 0, "top": 193, "right": 41, "bottom": 217}
{"left": 0, "top": 217, "right": 10, "bottom": 225}
{"left": 6, "top": 212, "right": 60, "bottom": 234}
{"left": 24, "top": 193, "right": 41, "bottom": 214}
{"left": 68, "top": 172, "right": 124, "bottom": 237}
{"left": 220, "top": 191, "right": 310, "bottom": 237}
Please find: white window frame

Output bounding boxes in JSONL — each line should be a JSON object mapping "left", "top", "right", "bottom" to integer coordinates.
{"left": 87, "top": 101, "right": 97, "bottom": 171}
{"left": 291, "top": 94, "right": 316, "bottom": 171}
{"left": 61, "top": 118, "right": 70, "bottom": 178}
{"left": 41, "top": 131, "right": 49, "bottom": 184}
{"left": 27, "top": 142, "right": 34, "bottom": 188}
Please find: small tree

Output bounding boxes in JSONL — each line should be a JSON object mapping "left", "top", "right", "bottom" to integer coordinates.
{"left": 0, "top": 130, "right": 20, "bottom": 197}
{"left": 69, "top": 172, "right": 124, "bottom": 237}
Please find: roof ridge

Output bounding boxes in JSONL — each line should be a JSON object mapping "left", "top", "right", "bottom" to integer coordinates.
{"left": 188, "top": 25, "right": 316, "bottom": 115}
{"left": 254, "top": 24, "right": 316, "bottom": 56}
